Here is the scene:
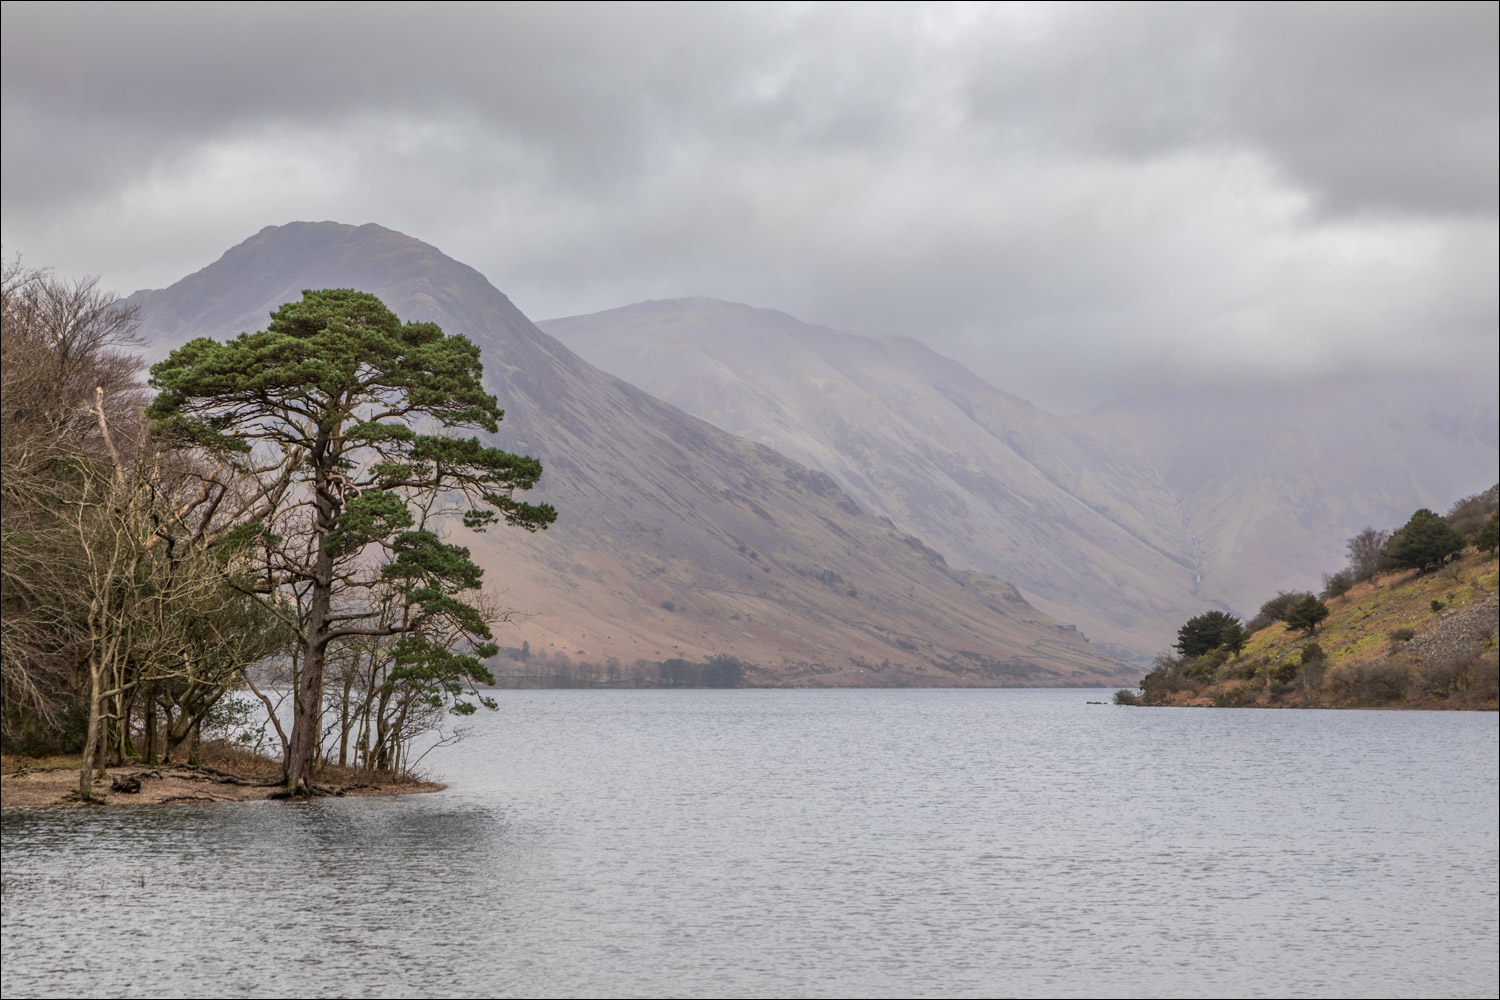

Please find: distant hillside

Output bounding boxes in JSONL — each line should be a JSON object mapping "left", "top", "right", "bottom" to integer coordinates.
{"left": 543, "top": 299, "right": 1498, "bottom": 658}
{"left": 1124, "top": 549, "right": 1499, "bottom": 709}
{"left": 541, "top": 298, "right": 1212, "bottom": 659}
{"left": 123, "top": 223, "right": 1131, "bottom": 686}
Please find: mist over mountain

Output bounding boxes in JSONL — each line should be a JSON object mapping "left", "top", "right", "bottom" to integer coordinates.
{"left": 122, "top": 222, "right": 1129, "bottom": 685}
{"left": 1080, "top": 383, "right": 1499, "bottom": 616}
{"left": 541, "top": 298, "right": 1209, "bottom": 658}
{"left": 542, "top": 298, "right": 1498, "bottom": 654}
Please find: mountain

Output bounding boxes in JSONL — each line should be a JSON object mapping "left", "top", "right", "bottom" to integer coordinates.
{"left": 122, "top": 222, "right": 1130, "bottom": 686}
{"left": 540, "top": 298, "right": 1217, "bottom": 658}
{"left": 541, "top": 298, "right": 1498, "bottom": 655}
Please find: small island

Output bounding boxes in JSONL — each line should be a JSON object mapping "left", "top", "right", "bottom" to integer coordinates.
{"left": 1118, "top": 497, "right": 1499, "bottom": 710}
{"left": 1, "top": 742, "right": 443, "bottom": 808}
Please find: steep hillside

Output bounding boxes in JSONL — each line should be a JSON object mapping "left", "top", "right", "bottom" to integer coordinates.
{"left": 542, "top": 298, "right": 1223, "bottom": 658}
{"left": 1127, "top": 550, "right": 1499, "bottom": 709}
{"left": 123, "top": 222, "right": 1130, "bottom": 686}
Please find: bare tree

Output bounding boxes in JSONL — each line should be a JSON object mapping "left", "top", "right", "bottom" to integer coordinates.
{"left": 1346, "top": 527, "right": 1390, "bottom": 583}
{"left": 1, "top": 260, "right": 145, "bottom": 742}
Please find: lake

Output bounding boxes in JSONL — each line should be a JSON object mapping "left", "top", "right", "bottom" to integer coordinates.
{"left": 3, "top": 689, "right": 1497, "bottom": 998}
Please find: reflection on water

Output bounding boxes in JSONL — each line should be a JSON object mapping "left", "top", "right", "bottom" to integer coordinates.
{"left": 3, "top": 690, "right": 1497, "bottom": 998}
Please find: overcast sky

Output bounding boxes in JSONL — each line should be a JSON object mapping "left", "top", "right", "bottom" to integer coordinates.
{"left": 3, "top": 2, "right": 1496, "bottom": 412}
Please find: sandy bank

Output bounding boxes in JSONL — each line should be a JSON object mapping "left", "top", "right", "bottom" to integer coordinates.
{"left": 2, "top": 758, "right": 443, "bottom": 808}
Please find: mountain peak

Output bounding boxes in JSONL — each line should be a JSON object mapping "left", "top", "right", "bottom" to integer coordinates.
{"left": 123, "top": 221, "right": 524, "bottom": 354}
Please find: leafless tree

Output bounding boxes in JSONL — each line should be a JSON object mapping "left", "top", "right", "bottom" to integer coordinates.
{"left": 1346, "top": 527, "right": 1390, "bottom": 582}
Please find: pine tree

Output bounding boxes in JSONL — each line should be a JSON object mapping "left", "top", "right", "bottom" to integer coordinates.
{"left": 1283, "top": 595, "right": 1330, "bottom": 635}
{"left": 1385, "top": 509, "right": 1466, "bottom": 572}
{"left": 148, "top": 289, "right": 555, "bottom": 794}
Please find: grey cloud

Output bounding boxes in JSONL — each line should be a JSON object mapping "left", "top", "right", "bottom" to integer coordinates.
{"left": 2, "top": 3, "right": 1495, "bottom": 413}
{"left": 956, "top": 2, "right": 1497, "bottom": 215}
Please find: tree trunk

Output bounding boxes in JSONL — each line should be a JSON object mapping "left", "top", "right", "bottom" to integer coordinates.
{"left": 143, "top": 685, "right": 158, "bottom": 765}
{"left": 78, "top": 655, "right": 104, "bottom": 803}
{"left": 285, "top": 437, "right": 338, "bottom": 794}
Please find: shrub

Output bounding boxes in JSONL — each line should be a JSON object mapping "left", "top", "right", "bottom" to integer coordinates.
{"left": 1321, "top": 570, "right": 1354, "bottom": 600}
{"left": 1346, "top": 527, "right": 1390, "bottom": 582}
{"left": 1300, "top": 643, "right": 1327, "bottom": 665}
{"left": 1140, "top": 653, "right": 1192, "bottom": 703}
{"left": 1268, "top": 682, "right": 1296, "bottom": 698}
{"left": 1113, "top": 689, "right": 1142, "bottom": 706}
{"left": 1248, "top": 591, "right": 1315, "bottom": 633}
{"left": 1476, "top": 511, "right": 1499, "bottom": 555}
{"left": 1358, "top": 660, "right": 1414, "bottom": 703}
{"left": 1389, "top": 627, "right": 1416, "bottom": 642}
{"left": 1430, "top": 599, "right": 1444, "bottom": 612}
{"left": 1216, "top": 658, "right": 1259, "bottom": 682}
{"left": 1283, "top": 596, "right": 1331, "bottom": 635}
{"left": 1477, "top": 659, "right": 1500, "bottom": 701}
{"left": 1186, "top": 647, "right": 1231, "bottom": 681}
{"left": 1213, "top": 685, "right": 1257, "bottom": 707}
{"left": 1423, "top": 656, "right": 1476, "bottom": 698}
{"left": 1445, "top": 486, "right": 1498, "bottom": 538}
{"left": 1270, "top": 660, "right": 1300, "bottom": 685}
{"left": 1299, "top": 657, "right": 1328, "bottom": 692}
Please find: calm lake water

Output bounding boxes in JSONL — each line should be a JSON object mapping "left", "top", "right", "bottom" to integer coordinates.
{"left": 3, "top": 689, "right": 1497, "bottom": 998}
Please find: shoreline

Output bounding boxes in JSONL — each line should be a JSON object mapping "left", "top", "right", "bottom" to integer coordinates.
{"left": 1, "top": 754, "right": 444, "bottom": 809}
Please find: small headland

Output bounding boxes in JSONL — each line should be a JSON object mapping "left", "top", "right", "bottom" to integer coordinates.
{"left": 1, "top": 742, "right": 443, "bottom": 808}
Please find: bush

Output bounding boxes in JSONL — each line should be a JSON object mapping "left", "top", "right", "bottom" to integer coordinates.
{"left": 1216, "top": 658, "right": 1260, "bottom": 682}
{"left": 1445, "top": 486, "right": 1498, "bottom": 538}
{"left": 1389, "top": 627, "right": 1416, "bottom": 642}
{"left": 1358, "top": 660, "right": 1414, "bottom": 703}
{"left": 1423, "top": 656, "right": 1477, "bottom": 698}
{"left": 1430, "top": 599, "right": 1444, "bottom": 612}
{"left": 1213, "top": 685, "right": 1257, "bottom": 707}
{"left": 1299, "top": 657, "right": 1328, "bottom": 692}
{"left": 1346, "top": 527, "right": 1390, "bottom": 582}
{"left": 1321, "top": 570, "right": 1354, "bottom": 600}
{"left": 0, "top": 696, "right": 90, "bottom": 756}
{"left": 1270, "top": 660, "right": 1300, "bottom": 685}
{"left": 1477, "top": 659, "right": 1500, "bottom": 701}
{"left": 1283, "top": 596, "right": 1330, "bottom": 635}
{"left": 1113, "top": 689, "right": 1142, "bottom": 706}
{"left": 1247, "top": 591, "right": 1315, "bottom": 633}
{"left": 1185, "top": 647, "right": 1231, "bottom": 682}
{"left": 1268, "top": 682, "right": 1296, "bottom": 698}
{"left": 1139, "top": 653, "right": 1192, "bottom": 703}
{"left": 1300, "top": 643, "right": 1327, "bottom": 665}
{"left": 1476, "top": 511, "right": 1499, "bottom": 555}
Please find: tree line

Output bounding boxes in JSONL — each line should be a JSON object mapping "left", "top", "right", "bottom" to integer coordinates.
{"left": 1, "top": 264, "right": 554, "bottom": 797}
{"left": 488, "top": 652, "right": 751, "bottom": 689}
